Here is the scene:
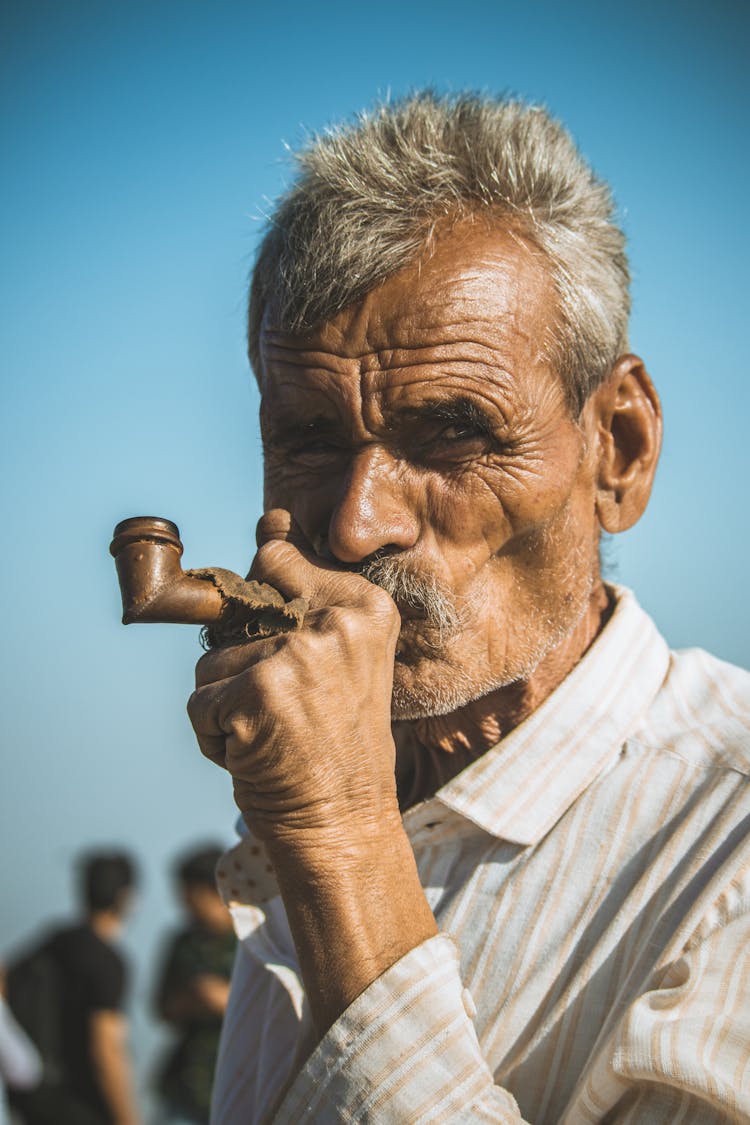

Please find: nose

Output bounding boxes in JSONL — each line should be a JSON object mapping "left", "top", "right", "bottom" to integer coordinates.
{"left": 325, "top": 446, "right": 419, "bottom": 564}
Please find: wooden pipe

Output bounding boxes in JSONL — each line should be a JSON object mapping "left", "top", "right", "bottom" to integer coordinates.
{"left": 110, "top": 517, "right": 222, "bottom": 625}
{"left": 110, "top": 516, "right": 307, "bottom": 644}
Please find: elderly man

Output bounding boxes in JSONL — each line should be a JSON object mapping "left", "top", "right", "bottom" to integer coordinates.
{"left": 187, "top": 93, "right": 750, "bottom": 1123}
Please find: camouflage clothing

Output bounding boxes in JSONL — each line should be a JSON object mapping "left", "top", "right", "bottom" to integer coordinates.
{"left": 154, "top": 925, "right": 236, "bottom": 1124}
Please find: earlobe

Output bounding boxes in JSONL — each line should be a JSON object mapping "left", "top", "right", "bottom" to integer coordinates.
{"left": 593, "top": 355, "right": 662, "bottom": 534}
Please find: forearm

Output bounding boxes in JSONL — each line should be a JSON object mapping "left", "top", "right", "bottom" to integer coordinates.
{"left": 90, "top": 1012, "right": 141, "bottom": 1125}
{"left": 266, "top": 818, "right": 437, "bottom": 1038}
{"left": 96, "top": 1048, "right": 140, "bottom": 1125}
{"left": 268, "top": 935, "right": 526, "bottom": 1124}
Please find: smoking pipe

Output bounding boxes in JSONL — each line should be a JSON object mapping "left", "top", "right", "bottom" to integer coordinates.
{"left": 110, "top": 516, "right": 308, "bottom": 646}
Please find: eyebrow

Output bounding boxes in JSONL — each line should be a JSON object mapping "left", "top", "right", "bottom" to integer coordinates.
{"left": 261, "top": 411, "right": 341, "bottom": 443}
{"left": 391, "top": 396, "right": 498, "bottom": 437}
{"left": 261, "top": 396, "right": 501, "bottom": 445}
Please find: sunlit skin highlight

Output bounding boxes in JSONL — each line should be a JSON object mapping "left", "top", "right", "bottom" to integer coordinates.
{"left": 259, "top": 223, "right": 610, "bottom": 768}
{"left": 188, "top": 219, "right": 661, "bottom": 1036}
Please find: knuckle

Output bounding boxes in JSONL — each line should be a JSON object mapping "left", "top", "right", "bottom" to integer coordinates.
{"left": 317, "top": 602, "right": 394, "bottom": 657}
{"left": 364, "top": 582, "right": 397, "bottom": 613}
{"left": 359, "top": 582, "right": 401, "bottom": 628}
{"left": 224, "top": 710, "right": 251, "bottom": 743}
{"left": 196, "top": 734, "right": 225, "bottom": 767}
{"left": 344, "top": 607, "right": 371, "bottom": 644}
{"left": 244, "top": 653, "right": 278, "bottom": 696}
{"left": 318, "top": 605, "right": 360, "bottom": 645}
{"left": 186, "top": 687, "right": 204, "bottom": 727}
{"left": 194, "top": 651, "right": 216, "bottom": 688}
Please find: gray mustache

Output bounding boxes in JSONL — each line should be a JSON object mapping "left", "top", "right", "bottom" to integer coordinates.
{"left": 355, "top": 554, "right": 461, "bottom": 640}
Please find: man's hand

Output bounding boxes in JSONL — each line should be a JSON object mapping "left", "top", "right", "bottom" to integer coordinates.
{"left": 187, "top": 510, "right": 437, "bottom": 1037}
{"left": 187, "top": 509, "right": 403, "bottom": 848}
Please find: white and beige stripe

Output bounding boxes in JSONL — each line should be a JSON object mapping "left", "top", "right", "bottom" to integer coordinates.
{"left": 214, "top": 587, "right": 750, "bottom": 1123}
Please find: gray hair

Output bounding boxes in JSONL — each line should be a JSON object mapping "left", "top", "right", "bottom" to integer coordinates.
{"left": 248, "top": 91, "right": 630, "bottom": 412}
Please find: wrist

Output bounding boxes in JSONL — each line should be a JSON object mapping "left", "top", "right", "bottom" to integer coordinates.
{"left": 265, "top": 820, "right": 437, "bottom": 1036}
{"left": 262, "top": 803, "right": 405, "bottom": 862}
{"left": 233, "top": 766, "right": 403, "bottom": 852}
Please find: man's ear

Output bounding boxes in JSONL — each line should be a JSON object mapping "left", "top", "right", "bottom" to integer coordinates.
{"left": 589, "top": 355, "right": 662, "bottom": 533}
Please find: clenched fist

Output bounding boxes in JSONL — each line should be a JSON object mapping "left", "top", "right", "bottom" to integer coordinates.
{"left": 187, "top": 509, "right": 403, "bottom": 848}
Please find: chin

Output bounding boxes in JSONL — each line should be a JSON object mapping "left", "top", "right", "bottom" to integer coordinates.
{"left": 390, "top": 652, "right": 507, "bottom": 721}
{"left": 390, "top": 618, "right": 503, "bottom": 720}
{"left": 390, "top": 592, "right": 591, "bottom": 721}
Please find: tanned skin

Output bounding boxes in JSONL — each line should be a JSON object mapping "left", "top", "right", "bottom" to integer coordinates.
{"left": 188, "top": 222, "right": 662, "bottom": 1038}
{"left": 89, "top": 904, "right": 141, "bottom": 1125}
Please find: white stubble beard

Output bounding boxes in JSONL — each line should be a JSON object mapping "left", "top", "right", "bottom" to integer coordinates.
{"left": 359, "top": 522, "right": 596, "bottom": 721}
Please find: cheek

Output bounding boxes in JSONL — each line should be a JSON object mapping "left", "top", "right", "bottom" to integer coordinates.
{"left": 420, "top": 471, "right": 510, "bottom": 557}
{"left": 263, "top": 460, "right": 300, "bottom": 507}
{"left": 263, "top": 448, "right": 329, "bottom": 492}
{"left": 263, "top": 461, "right": 342, "bottom": 539}
{"left": 420, "top": 454, "right": 582, "bottom": 559}
{"left": 262, "top": 462, "right": 292, "bottom": 511}
{"left": 482, "top": 426, "right": 591, "bottom": 539}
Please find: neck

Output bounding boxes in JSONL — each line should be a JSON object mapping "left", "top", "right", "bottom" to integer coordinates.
{"left": 395, "top": 581, "right": 612, "bottom": 808}
{"left": 88, "top": 909, "right": 122, "bottom": 941}
{"left": 194, "top": 912, "right": 234, "bottom": 936}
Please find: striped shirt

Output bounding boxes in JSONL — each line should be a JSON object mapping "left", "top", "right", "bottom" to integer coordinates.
{"left": 213, "top": 586, "right": 750, "bottom": 1123}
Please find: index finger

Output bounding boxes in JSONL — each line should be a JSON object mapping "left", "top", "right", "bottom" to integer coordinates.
{"left": 194, "top": 633, "right": 287, "bottom": 688}
{"left": 250, "top": 510, "right": 354, "bottom": 604}
{"left": 251, "top": 509, "right": 395, "bottom": 616}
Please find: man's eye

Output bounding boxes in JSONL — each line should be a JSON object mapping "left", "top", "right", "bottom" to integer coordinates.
{"left": 429, "top": 422, "right": 491, "bottom": 451}
{"left": 411, "top": 418, "right": 507, "bottom": 465}
{"left": 438, "top": 424, "right": 484, "bottom": 442}
{"left": 287, "top": 439, "right": 344, "bottom": 462}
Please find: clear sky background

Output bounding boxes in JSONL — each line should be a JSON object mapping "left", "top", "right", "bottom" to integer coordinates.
{"left": 2, "top": 0, "right": 748, "bottom": 1102}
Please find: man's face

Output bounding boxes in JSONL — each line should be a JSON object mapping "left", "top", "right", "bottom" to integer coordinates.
{"left": 259, "top": 223, "right": 604, "bottom": 719}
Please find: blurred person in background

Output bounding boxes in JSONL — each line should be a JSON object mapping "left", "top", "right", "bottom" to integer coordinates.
{"left": 6, "top": 850, "right": 140, "bottom": 1125}
{"left": 152, "top": 845, "right": 234, "bottom": 1125}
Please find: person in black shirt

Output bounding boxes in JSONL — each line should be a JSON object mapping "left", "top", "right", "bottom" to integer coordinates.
{"left": 10, "top": 851, "right": 140, "bottom": 1125}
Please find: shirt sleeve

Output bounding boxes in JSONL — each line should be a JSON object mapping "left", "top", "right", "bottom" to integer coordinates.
{"left": 273, "top": 934, "right": 526, "bottom": 1124}
{"left": 86, "top": 944, "right": 126, "bottom": 1012}
{"left": 218, "top": 915, "right": 750, "bottom": 1125}
{"left": 213, "top": 823, "right": 750, "bottom": 1123}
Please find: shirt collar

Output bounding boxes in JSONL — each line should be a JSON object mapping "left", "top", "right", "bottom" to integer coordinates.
{"left": 406, "top": 586, "right": 670, "bottom": 847}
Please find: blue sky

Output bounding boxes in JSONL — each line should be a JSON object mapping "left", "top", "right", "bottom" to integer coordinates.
{"left": 1, "top": 0, "right": 748, "bottom": 1095}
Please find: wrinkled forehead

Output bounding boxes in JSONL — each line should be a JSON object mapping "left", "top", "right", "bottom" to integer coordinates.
{"left": 257, "top": 223, "right": 558, "bottom": 410}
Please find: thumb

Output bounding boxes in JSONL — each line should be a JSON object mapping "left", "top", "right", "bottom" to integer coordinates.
{"left": 248, "top": 509, "right": 325, "bottom": 584}
{"left": 255, "top": 508, "right": 310, "bottom": 550}
{"left": 249, "top": 510, "right": 368, "bottom": 606}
